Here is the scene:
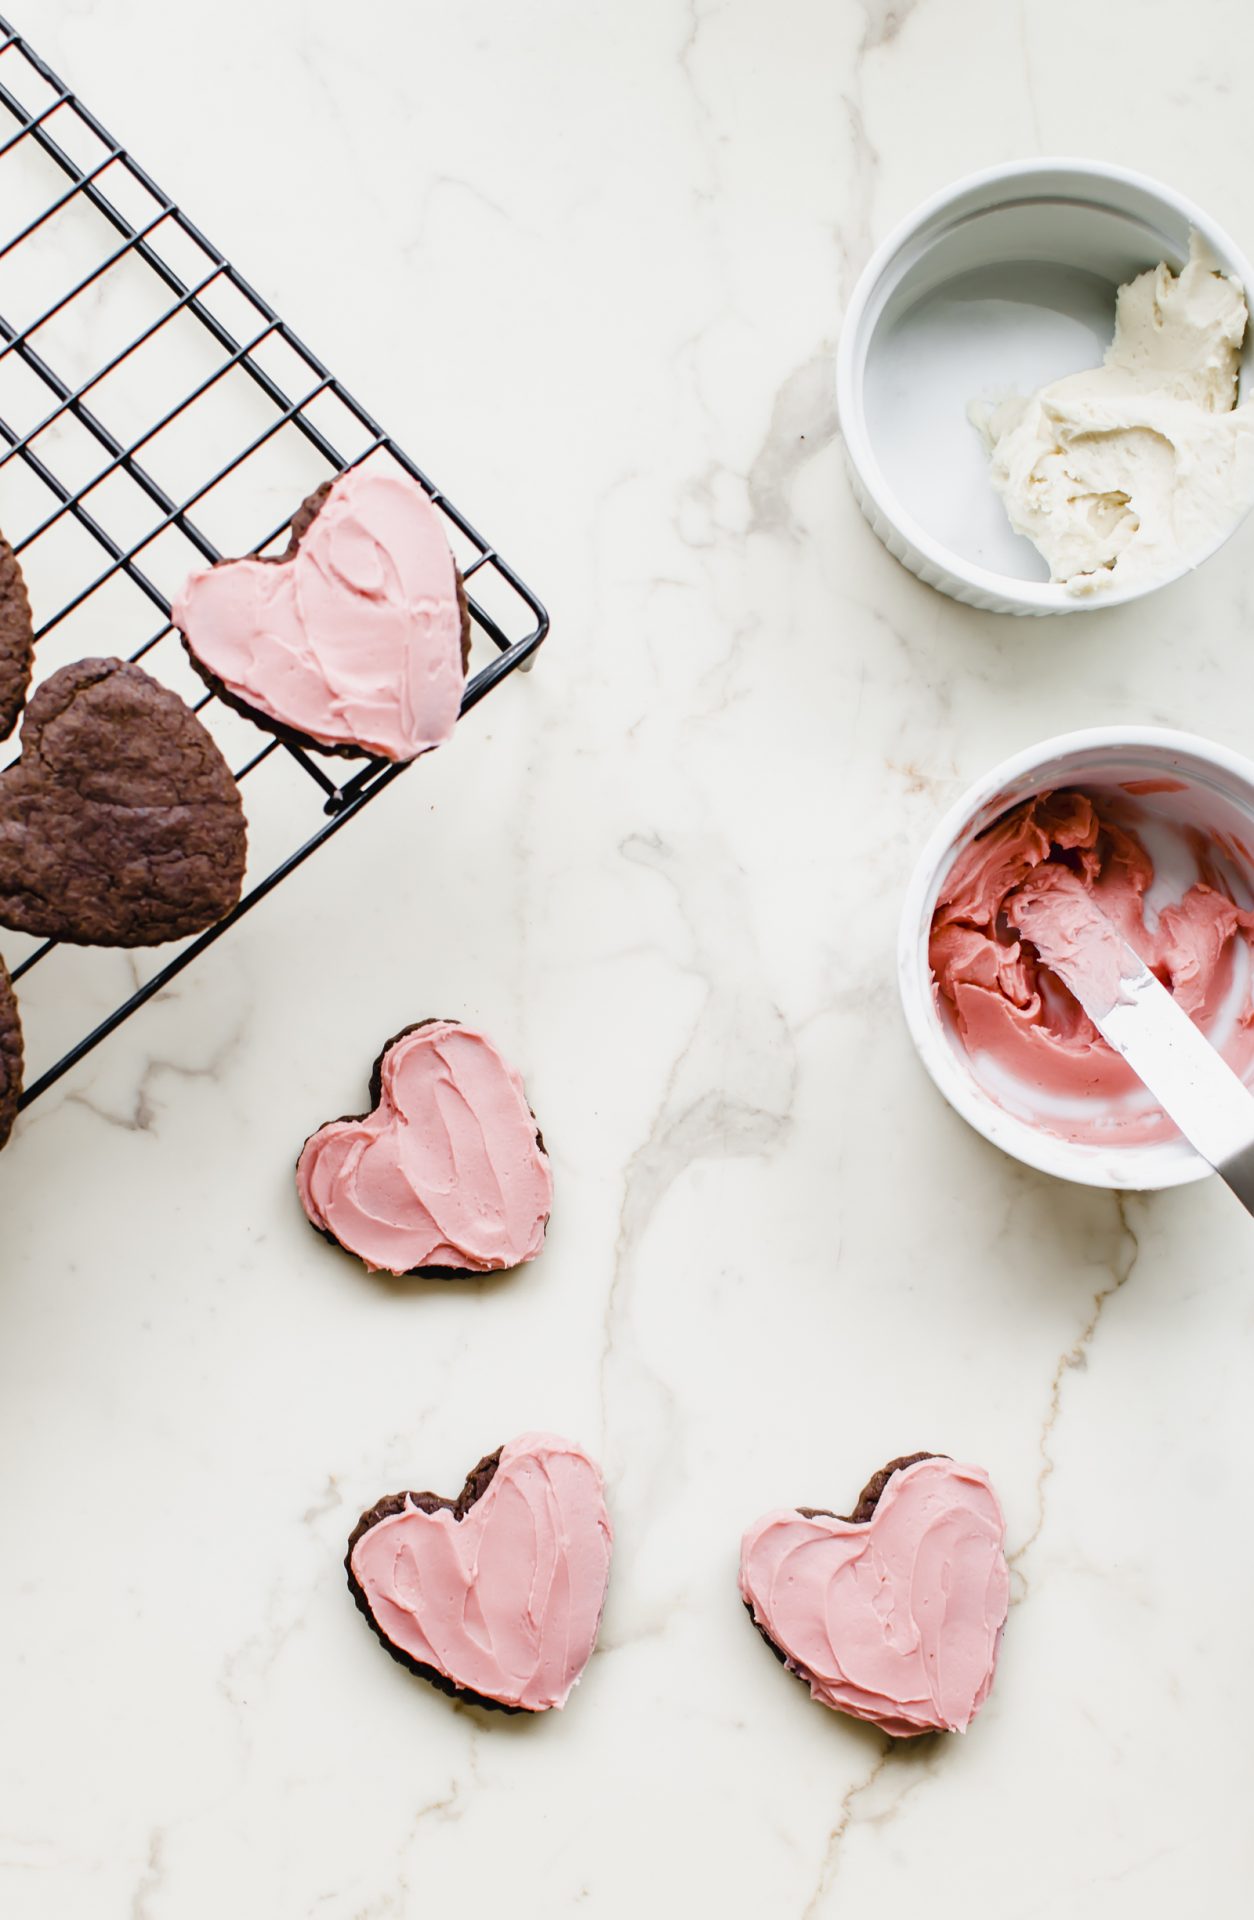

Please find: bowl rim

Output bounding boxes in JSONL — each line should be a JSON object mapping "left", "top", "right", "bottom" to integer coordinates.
{"left": 897, "top": 724, "right": 1254, "bottom": 1190}
{"left": 836, "top": 156, "right": 1254, "bottom": 614}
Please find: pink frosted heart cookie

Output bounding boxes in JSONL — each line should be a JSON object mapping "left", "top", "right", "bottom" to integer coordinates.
{"left": 296, "top": 1020, "right": 553, "bottom": 1276}
{"left": 740, "top": 1453, "right": 1009, "bottom": 1738}
{"left": 347, "top": 1433, "right": 613, "bottom": 1713}
{"left": 173, "top": 465, "right": 470, "bottom": 761}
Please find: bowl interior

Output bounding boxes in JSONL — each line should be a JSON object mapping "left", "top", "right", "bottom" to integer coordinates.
{"left": 857, "top": 177, "right": 1254, "bottom": 587}
{"left": 903, "top": 735, "right": 1254, "bottom": 1191}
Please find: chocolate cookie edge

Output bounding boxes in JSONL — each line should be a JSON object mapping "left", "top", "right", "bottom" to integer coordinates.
{"left": 0, "top": 657, "right": 247, "bottom": 949}
{"left": 0, "top": 531, "right": 35, "bottom": 745}
{"left": 0, "top": 955, "right": 23, "bottom": 1150}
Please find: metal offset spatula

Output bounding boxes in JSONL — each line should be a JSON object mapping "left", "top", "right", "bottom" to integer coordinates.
{"left": 1010, "top": 878, "right": 1254, "bottom": 1216}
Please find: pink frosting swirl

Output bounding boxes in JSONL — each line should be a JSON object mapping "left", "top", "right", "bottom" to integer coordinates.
{"left": 350, "top": 1433, "right": 613, "bottom": 1712}
{"left": 740, "top": 1458, "right": 1009, "bottom": 1737}
{"left": 173, "top": 464, "right": 466, "bottom": 760}
{"left": 297, "top": 1021, "right": 552, "bottom": 1275}
{"left": 930, "top": 789, "right": 1254, "bottom": 1145}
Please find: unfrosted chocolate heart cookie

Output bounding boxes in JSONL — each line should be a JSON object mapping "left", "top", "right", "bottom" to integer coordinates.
{"left": 297, "top": 1019, "right": 553, "bottom": 1276}
{"left": 347, "top": 1433, "right": 613, "bottom": 1713}
{"left": 0, "top": 658, "right": 247, "bottom": 946}
{"left": 0, "top": 954, "right": 22, "bottom": 1150}
{"left": 0, "top": 528, "right": 34, "bottom": 743}
{"left": 740, "top": 1454, "right": 1009, "bottom": 1738}
{"left": 174, "top": 465, "right": 471, "bottom": 762}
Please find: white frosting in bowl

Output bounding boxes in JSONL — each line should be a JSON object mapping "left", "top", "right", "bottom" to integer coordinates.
{"left": 972, "top": 234, "right": 1254, "bottom": 594}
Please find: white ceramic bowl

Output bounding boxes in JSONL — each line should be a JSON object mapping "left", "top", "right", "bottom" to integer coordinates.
{"left": 837, "top": 159, "right": 1254, "bottom": 614}
{"left": 899, "top": 727, "right": 1254, "bottom": 1190}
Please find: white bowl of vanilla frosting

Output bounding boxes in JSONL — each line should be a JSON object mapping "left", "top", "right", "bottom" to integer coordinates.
{"left": 838, "top": 160, "right": 1254, "bottom": 614}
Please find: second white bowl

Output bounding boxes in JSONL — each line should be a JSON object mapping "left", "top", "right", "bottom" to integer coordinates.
{"left": 899, "top": 727, "right": 1254, "bottom": 1191}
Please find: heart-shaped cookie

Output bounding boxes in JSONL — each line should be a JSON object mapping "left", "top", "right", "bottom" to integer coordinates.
{"left": 0, "top": 954, "right": 22, "bottom": 1150}
{"left": 740, "top": 1454, "right": 1009, "bottom": 1737}
{"left": 347, "top": 1433, "right": 613, "bottom": 1713}
{"left": 297, "top": 1020, "right": 553, "bottom": 1276}
{"left": 173, "top": 465, "right": 470, "bottom": 762}
{"left": 0, "top": 528, "right": 34, "bottom": 743}
{"left": 0, "top": 658, "right": 247, "bottom": 946}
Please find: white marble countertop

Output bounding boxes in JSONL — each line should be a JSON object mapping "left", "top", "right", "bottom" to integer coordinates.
{"left": 4, "top": 2, "right": 1254, "bottom": 1914}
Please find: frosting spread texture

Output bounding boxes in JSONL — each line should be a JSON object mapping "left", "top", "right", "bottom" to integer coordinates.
{"left": 930, "top": 789, "right": 1254, "bottom": 1144}
{"left": 350, "top": 1433, "right": 613, "bottom": 1712}
{"left": 173, "top": 464, "right": 466, "bottom": 760}
{"left": 972, "top": 235, "right": 1254, "bottom": 593}
{"left": 1007, "top": 867, "right": 1143, "bottom": 1023}
{"left": 297, "top": 1020, "right": 553, "bottom": 1274}
{"left": 740, "top": 1458, "right": 1009, "bottom": 1737}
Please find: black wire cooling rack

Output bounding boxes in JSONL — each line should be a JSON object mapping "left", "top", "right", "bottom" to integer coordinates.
{"left": 0, "top": 18, "right": 548, "bottom": 1114}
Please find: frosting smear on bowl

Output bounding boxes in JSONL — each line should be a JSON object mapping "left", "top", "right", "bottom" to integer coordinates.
{"left": 930, "top": 789, "right": 1254, "bottom": 1143}
{"left": 971, "top": 235, "right": 1254, "bottom": 593}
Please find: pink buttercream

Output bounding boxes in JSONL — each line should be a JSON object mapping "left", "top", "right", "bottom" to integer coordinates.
{"left": 930, "top": 790, "right": 1254, "bottom": 1145}
{"left": 297, "top": 1022, "right": 553, "bottom": 1275}
{"left": 351, "top": 1433, "right": 613, "bottom": 1712}
{"left": 173, "top": 464, "right": 466, "bottom": 760}
{"left": 740, "top": 1458, "right": 1009, "bottom": 1738}
{"left": 1008, "top": 866, "right": 1139, "bottom": 1023}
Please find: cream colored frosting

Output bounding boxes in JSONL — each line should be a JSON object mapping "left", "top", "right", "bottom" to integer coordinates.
{"left": 972, "top": 235, "right": 1254, "bottom": 593}
{"left": 350, "top": 1433, "right": 612, "bottom": 1712}
{"left": 297, "top": 1021, "right": 552, "bottom": 1275}
{"left": 740, "top": 1458, "right": 1009, "bottom": 1738}
{"left": 173, "top": 464, "right": 466, "bottom": 759}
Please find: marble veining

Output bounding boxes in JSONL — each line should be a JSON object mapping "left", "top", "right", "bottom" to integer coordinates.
{"left": 2, "top": 1, "right": 1254, "bottom": 1916}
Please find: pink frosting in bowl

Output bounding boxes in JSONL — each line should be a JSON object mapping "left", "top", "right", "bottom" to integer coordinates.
{"left": 740, "top": 1457, "right": 1009, "bottom": 1738}
{"left": 900, "top": 730, "right": 1254, "bottom": 1189}
{"left": 297, "top": 1021, "right": 553, "bottom": 1276}
{"left": 349, "top": 1433, "right": 613, "bottom": 1713}
{"left": 172, "top": 464, "right": 467, "bottom": 761}
{"left": 930, "top": 788, "right": 1254, "bottom": 1147}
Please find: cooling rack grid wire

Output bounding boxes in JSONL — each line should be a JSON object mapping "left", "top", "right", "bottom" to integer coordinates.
{"left": 0, "top": 16, "right": 548, "bottom": 1112}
